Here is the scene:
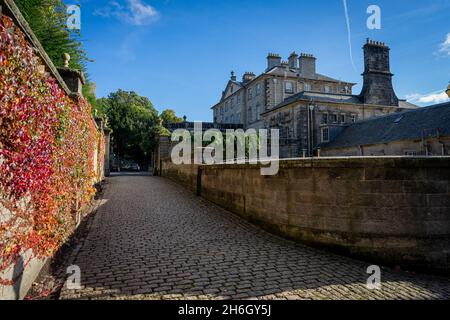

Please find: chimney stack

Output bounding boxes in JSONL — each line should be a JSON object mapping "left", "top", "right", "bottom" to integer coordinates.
{"left": 288, "top": 52, "right": 299, "bottom": 69}
{"left": 299, "top": 53, "right": 316, "bottom": 78}
{"left": 266, "top": 53, "right": 281, "bottom": 71}
{"left": 242, "top": 72, "right": 256, "bottom": 84}
{"left": 359, "top": 39, "right": 399, "bottom": 106}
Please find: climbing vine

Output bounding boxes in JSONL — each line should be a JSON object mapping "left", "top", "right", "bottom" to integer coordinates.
{"left": 0, "top": 15, "right": 102, "bottom": 283}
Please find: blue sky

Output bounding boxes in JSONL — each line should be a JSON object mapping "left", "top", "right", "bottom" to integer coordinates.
{"left": 73, "top": 0, "right": 450, "bottom": 121}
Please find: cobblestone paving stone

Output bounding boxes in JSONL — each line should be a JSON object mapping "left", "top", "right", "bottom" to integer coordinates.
{"left": 60, "top": 174, "right": 450, "bottom": 300}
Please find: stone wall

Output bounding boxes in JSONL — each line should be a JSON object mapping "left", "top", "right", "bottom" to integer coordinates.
{"left": 162, "top": 157, "right": 450, "bottom": 274}
{"left": 162, "top": 161, "right": 199, "bottom": 194}
{"left": 0, "top": 0, "right": 107, "bottom": 299}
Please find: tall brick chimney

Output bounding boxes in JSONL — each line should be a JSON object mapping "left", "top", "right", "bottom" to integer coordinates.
{"left": 359, "top": 39, "right": 399, "bottom": 106}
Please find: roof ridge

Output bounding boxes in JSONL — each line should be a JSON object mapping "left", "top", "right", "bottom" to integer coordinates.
{"left": 351, "top": 103, "right": 450, "bottom": 125}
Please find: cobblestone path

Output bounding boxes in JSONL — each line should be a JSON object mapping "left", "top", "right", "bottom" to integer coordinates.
{"left": 60, "top": 173, "right": 450, "bottom": 300}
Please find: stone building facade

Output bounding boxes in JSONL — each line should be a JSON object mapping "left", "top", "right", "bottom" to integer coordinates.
{"left": 212, "top": 39, "right": 418, "bottom": 158}
{"left": 212, "top": 52, "right": 355, "bottom": 130}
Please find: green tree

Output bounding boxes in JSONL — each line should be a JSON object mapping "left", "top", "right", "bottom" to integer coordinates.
{"left": 98, "top": 90, "right": 159, "bottom": 169}
{"left": 16, "top": 0, "right": 98, "bottom": 115}
{"left": 15, "top": 0, "right": 91, "bottom": 73}
{"left": 160, "top": 109, "right": 184, "bottom": 128}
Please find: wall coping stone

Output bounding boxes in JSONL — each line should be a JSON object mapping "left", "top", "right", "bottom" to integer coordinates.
{"left": 202, "top": 157, "right": 450, "bottom": 170}
{"left": 1, "top": 0, "right": 71, "bottom": 94}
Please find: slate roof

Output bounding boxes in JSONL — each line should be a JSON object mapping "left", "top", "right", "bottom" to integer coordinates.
{"left": 265, "top": 66, "right": 354, "bottom": 84}
{"left": 321, "top": 102, "right": 450, "bottom": 150}
{"left": 398, "top": 100, "right": 419, "bottom": 109}
{"left": 271, "top": 91, "right": 361, "bottom": 110}
{"left": 262, "top": 91, "right": 418, "bottom": 115}
{"left": 230, "top": 80, "right": 244, "bottom": 87}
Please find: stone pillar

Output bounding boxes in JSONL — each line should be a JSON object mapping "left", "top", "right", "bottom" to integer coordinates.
{"left": 154, "top": 135, "right": 171, "bottom": 176}
{"left": 104, "top": 128, "right": 112, "bottom": 177}
{"left": 57, "top": 53, "right": 85, "bottom": 97}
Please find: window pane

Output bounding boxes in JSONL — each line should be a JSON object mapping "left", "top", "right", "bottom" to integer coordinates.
{"left": 285, "top": 82, "right": 294, "bottom": 93}
{"left": 331, "top": 114, "right": 337, "bottom": 123}
{"left": 322, "top": 128, "right": 329, "bottom": 143}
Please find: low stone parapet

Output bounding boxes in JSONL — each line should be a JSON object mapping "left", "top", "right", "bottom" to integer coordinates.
{"left": 162, "top": 157, "right": 450, "bottom": 274}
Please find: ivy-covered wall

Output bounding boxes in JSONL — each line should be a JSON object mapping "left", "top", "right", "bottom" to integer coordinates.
{"left": 0, "top": 13, "right": 105, "bottom": 295}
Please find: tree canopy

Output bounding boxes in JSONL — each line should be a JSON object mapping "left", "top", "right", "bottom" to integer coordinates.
{"left": 97, "top": 90, "right": 160, "bottom": 168}
{"left": 15, "top": 0, "right": 90, "bottom": 73}
{"left": 14, "top": 1, "right": 186, "bottom": 168}
{"left": 16, "top": 0, "right": 98, "bottom": 111}
{"left": 160, "top": 109, "right": 184, "bottom": 128}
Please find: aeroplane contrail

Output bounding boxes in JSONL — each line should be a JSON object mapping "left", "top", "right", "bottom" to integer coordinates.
{"left": 343, "top": 0, "right": 358, "bottom": 72}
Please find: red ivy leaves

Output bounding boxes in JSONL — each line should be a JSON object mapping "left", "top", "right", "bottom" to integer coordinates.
{"left": 0, "top": 16, "right": 101, "bottom": 279}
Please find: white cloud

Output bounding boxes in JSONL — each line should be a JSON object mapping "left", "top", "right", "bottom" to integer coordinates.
{"left": 405, "top": 89, "right": 450, "bottom": 105}
{"left": 94, "top": 0, "right": 159, "bottom": 26}
{"left": 342, "top": 0, "right": 358, "bottom": 73}
{"left": 439, "top": 33, "right": 450, "bottom": 56}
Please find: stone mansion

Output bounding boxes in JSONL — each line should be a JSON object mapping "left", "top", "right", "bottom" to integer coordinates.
{"left": 211, "top": 39, "right": 419, "bottom": 157}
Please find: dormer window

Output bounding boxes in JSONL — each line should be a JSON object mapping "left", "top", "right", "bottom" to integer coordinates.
{"left": 324, "top": 85, "right": 331, "bottom": 93}
{"left": 304, "top": 83, "right": 311, "bottom": 91}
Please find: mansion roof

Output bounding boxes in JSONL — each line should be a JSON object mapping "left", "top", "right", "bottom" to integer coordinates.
{"left": 261, "top": 91, "right": 418, "bottom": 115}
{"left": 265, "top": 66, "right": 354, "bottom": 84}
{"left": 321, "top": 102, "right": 450, "bottom": 150}
{"left": 228, "top": 66, "right": 355, "bottom": 89}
